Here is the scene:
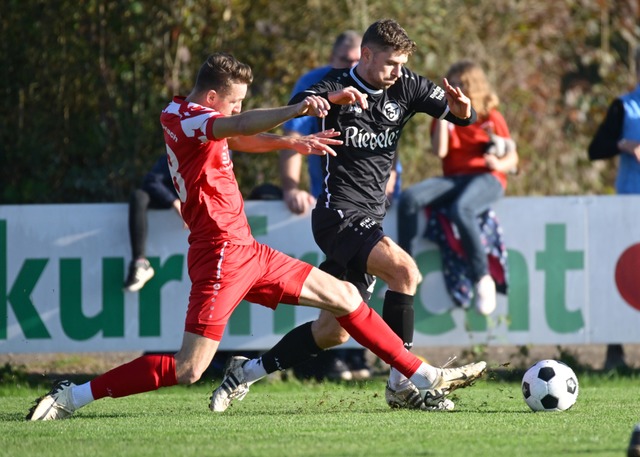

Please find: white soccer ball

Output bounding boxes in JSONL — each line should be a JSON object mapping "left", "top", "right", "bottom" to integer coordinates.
{"left": 521, "top": 359, "right": 579, "bottom": 412}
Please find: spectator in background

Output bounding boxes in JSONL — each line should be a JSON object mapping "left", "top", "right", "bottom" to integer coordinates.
{"left": 124, "top": 155, "right": 184, "bottom": 292}
{"left": 280, "top": 30, "right": 381, "bottom": 382}
{"left": 587, "top": 47, "right": 640, "bottom": 371}
{"left": 397, "top": 59, "right": 518, "bottom": 316}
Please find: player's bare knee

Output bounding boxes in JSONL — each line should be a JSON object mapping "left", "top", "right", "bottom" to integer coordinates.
{"left": 316, "top": 329, "right": 349, "bottom": 348}
{"left": 323, "top": 325, "right": 350, "bottom": 346}
{"left": 342, "top": 281, "right": 362, "bottom": 309}
{"left": 312, "top": 314, "right": 350, "bottom": 348}
{"left": 388, "top": 260, "right": 421, "bottom": 292}
{"left": 334, "top": 328, "right": 350, "bottom": 345}
{"left": 326, "top": 279, "right": 362, "bottom": 313}
{"left": 407, "top": 261, "right": 422, "bottom": 288}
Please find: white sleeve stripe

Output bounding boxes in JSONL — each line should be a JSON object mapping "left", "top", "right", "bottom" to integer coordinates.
{"left": 439, "top": 105, "right": 450, "bottom": 120}
{"left": 321, "top": 116, "right": 332, "bottom": 207}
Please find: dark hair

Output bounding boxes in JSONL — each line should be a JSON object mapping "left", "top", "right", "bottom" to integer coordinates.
{"left": 194, "top": 52, "right": 253, "bottom": 95}
{"left": 362, "top": 19, "right": 416, "bottom": 55}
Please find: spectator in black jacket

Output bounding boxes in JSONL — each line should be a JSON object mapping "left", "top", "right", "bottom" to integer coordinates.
{"left": 124, "top": 155, "right": 184, "bottom": 292}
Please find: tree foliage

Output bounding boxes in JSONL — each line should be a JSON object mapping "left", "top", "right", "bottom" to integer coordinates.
{"left": 1, "top": 0, "right": 639, "bottom": 203}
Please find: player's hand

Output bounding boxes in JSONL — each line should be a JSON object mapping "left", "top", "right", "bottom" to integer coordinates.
{"left": 328, "top": 87, "right": 368, "bottom": 110}
{"left": 284, "top": 188, "right": 316, "bottom": 215}
{"left": 618, "top": 139, "right": 640, "bottom": 162}
{"left": 298, "top": 95, "right": 331, "bottom": 117}
{"left": 172, "top": 199, "right": 189, "bottom": 229}
{"left": 291, "top": 129, "right": 342, "bottom": 157}
{"left": 443, "top": 77, "right": 472, "bottom": 119}
{"left": 484, "top": 153, "right": 500, "bottom": 171}
{"left": 385, "top": 169, "right": 397, "bottom": 203}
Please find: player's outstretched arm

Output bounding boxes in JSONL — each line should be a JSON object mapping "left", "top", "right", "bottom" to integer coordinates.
{"left": 289, "top": 87, "right": 368, "bottom": 110}
{"left": 289, "top": 129, "right": 342, "bottom": 157}
{"left": 228, "top": 129, "right": 341, "bottom": 155}
{"left": 213, "top": 95, "right": 331, "bottom": 139}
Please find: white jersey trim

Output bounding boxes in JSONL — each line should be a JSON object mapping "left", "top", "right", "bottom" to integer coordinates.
{"left": 350, "top": 66, "right": 383, "bottom": 96}
{"left": 321, "top": 116, "right": 332, "bottom": 207}
{"left": 438, "top": 105, "right": 450, "bottom": 120}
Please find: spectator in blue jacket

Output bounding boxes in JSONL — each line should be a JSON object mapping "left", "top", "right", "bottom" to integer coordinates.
{"left": 588, "top": 47, "right": 640, "bottom": 371}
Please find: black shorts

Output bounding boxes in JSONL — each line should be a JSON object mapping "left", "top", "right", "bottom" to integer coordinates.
{"left": 311, "top": 206, "right": 385, "bottom": 301}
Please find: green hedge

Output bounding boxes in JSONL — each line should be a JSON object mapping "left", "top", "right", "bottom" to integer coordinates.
{"left": 1, "top": 0, "right": 635, "bottom": 203}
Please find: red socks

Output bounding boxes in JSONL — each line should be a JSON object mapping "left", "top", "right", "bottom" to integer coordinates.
{"left": 88, "top": 305, "right": 419, "bottom": 399}
{"left": 90, "top": 354, "right": 177, "bottom": 400}
{"left": 336, "top": 302, "right": 422, "bottom": 379}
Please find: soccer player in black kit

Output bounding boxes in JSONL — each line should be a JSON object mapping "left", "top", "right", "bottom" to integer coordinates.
{"left": 211, "top": 19, "right": 487, "bottom": 413}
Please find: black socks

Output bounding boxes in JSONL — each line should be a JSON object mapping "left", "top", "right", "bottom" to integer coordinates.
{"left": 382, "top": 290, "right": 414, "bottom": 350}
{"left": 260, "top": 321, "right": 322, "bottom": 373}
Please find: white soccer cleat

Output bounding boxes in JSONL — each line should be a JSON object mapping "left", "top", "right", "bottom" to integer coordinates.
{"left": 210, "top": 356, "right": 253, "bottom": 413}
{"left": 419, "top": 361, "right": 487, "bottom": 407}
{"left": 436, "top": 361, "right": 487, "bottom": 392}
{"left": 386, "top": 382, "right": 454, "bottom": 411}
{"left": 27, "top": 380, "right": 76, "bottom": 421}
{"left": 123, "top": 259, "right": 155, "bottom": 292}
{"left": 474, "top": 275, "right": 496, "bottom": 316}
{"left": 421, "top": 386, "right": 456, "bottom": 411}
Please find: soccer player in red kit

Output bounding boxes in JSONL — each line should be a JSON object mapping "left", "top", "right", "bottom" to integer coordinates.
{"left": 27, "top": 52, "right": 480, "bottom": 420}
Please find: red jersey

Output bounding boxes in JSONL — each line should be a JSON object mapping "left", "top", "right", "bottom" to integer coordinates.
{"left": 437, "top": 109, "right": 511, "bottom": 188}
{"left": 160, "top": 96, "right": 252, "bottom": 248}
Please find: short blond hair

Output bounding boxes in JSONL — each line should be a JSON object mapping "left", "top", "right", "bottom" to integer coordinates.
{"left": 194, "top": 52, "right": 253, "bottom": 95}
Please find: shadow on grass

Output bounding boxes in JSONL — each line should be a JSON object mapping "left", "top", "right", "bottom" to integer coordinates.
{"left": 3, "top": 359, "right": 640, "bottom": 390}
{"left": 0, "top": 362, "right": 96, "bottom": 389}
{"left": 0, "top": 412, "right": 34, "bottom": 422}
{"left": 486, "top": 365, "right": 640, "bottom": 383}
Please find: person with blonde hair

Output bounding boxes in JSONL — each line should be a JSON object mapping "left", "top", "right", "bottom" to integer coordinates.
{"left": 397, "top": 59, "right": 519, "bottom": 316}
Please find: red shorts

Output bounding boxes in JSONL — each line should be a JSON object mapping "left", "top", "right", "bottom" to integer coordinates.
{"left": 184, "top": 239, "right": 313, "bottom": 341}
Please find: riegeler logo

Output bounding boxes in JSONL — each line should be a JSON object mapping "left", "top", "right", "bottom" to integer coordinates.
{"left": 383, "top": 101, "right": 401, "bottom": 121}
{"left": 343, "top": 126, "right": 399, "bottom": 150}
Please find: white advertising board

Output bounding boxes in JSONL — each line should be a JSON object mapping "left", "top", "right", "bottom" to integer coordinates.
{"left": 1, "top": 195, "right": 640, "bottom": 353}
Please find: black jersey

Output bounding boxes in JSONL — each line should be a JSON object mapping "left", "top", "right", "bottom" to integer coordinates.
{"left": 290, "top": 65, "right": 455, "bottom": 221}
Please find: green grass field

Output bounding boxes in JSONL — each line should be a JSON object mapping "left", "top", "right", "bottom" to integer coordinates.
{"left": 0, "top": 369, "right": 638, "bottom": 457}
